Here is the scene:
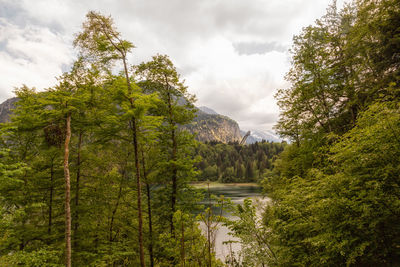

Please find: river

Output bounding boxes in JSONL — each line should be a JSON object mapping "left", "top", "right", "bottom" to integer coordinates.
{"left": 194, "top": 183, "right": 267, "bottom": 261}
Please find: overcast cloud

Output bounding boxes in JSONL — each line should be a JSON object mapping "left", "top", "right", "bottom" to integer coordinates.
{"left": 0, "top": 0, "right": 345, "bottom": 131}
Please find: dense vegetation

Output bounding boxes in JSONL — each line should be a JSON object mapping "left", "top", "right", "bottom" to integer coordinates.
{"left": 0, "top": 12, "right": 223, "bottom": 267}
{"left": 195, "top": 141, "right": 285, "bottom": 183}
{"left": 1, "top": 0, "right": 399, "bottom": 266}
{"left": 226, "top": 0, "right": 400, "bottom": 266}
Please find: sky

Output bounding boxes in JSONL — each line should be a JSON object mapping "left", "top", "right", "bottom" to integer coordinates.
{"left": 0, "top": 0, "right": 345, "bottom": 131}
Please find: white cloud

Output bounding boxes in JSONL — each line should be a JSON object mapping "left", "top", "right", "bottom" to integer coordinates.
{"left": 0, "top": 0, "right": 347, "bottom": 130}
{"left": 182, "top": 37, "right": 289, "bottom": 131}
{"left": 0, "top": 18, "right": 72, "bottom": 99}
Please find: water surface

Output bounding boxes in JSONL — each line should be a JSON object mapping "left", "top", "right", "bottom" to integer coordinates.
{"left": 196, "top": 183, "right": 266, "bottom": 261}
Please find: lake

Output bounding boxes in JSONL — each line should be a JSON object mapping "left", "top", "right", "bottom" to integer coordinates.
{"left": 194, "top": 183, "right": 267, "bottom": 261}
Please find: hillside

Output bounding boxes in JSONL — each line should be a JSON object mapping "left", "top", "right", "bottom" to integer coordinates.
{"left": 186, "top": 108, "right": 242, "bottom": 143}
{"left": 0, "top": 97, "right": 17, "bottom": 123}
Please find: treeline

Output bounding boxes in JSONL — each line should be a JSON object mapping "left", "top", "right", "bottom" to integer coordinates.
{"left": 0, "top": 12, "right": 222, "bottom": 266}
{"left": 226, "top": 0, "right": 400, "bottom": 266}
{"left": 195, "top": 141, "right": 285, "bottom": 183}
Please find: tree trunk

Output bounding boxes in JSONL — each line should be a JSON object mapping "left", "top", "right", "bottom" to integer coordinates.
{"left": 180, "top": 216, "right": 185, "bottom": 267}
{"left": 123, "top": 54, "right": 146, "bottom": 267}
{"left": 109, "top": 173, "right": 124, "bottom": 242}
{"left": 207, "top": 183, "right": 212, "bottom": 267}
{"left": 132, "top": 117, "right": 145, "bottom": 267}
{"left": 119, "top": 54, "right": 146, "bottom": 267}
{"left": 141, "top": 150, "right": 154, "bottom": 267}
{"left": 64, "top": 113, "right": 72, "bottom": 267}
{"left": 48, "top": 159, "right": 54, "bottom": 235}
{"left": 171, "top": 127, "right": 177, "bottom": 234}
{"left": 167, "top": 90, "right": 178, "bottom": 235}
{"left": 73, "top": 131, "right": 82, "bottom": 249}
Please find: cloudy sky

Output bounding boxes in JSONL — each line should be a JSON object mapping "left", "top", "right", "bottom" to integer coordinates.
{"left": 0, "top": 0, "right": 345, "bottom": 131}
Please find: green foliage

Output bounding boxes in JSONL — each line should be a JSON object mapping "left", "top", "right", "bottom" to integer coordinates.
{"left": 0, "top": 247, "right": 63, "bottom": 267}
{"left": 74, "top": 11, "right": 135, "bottom": 67}
{"left": 225, "top": 199, "right": 276, "bottom": 267}
{"left": 265, "top": 102, "right": 400, "bottom": 266}
{"left": 155, "top": 210, "right": 218, "bottom": 266}
{"left": 195, "top": 141, "right": 285, "bottom": 183}
{"left": 260, "top": 1, "right": 400, "bottom": 266}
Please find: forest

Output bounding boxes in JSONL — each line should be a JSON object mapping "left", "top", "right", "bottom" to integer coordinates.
{"left": 1, "top": 0, "right": 399, "bottom": 266}
{"left": 195, "top": 141, "right": 285, "bottom": 183}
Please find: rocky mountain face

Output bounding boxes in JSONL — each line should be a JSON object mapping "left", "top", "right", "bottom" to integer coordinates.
{"left": 194, "top": 106, "right": 283, "bottom": 144}
{"left": 0, "top": 97, "right": 18, "bottom": 123}
{"left": 185, "top": 108, "right": 242, "bottom": 143}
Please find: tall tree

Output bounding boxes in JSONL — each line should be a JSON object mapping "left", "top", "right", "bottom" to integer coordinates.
{"left": 74, "top": 12, "right": 163, "bottom": 266}
{"left": 50, "top": 59, "right": 96, "bottom": 267}
{"left": 135, "top": 54, "right": 196, "bottom": 234}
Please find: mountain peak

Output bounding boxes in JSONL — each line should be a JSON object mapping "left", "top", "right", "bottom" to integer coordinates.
{"left": 198, "top": 106, "right": 218, "bottom": 115}
{"left": 185, "top": 106, "right": 242, "bottom": 143}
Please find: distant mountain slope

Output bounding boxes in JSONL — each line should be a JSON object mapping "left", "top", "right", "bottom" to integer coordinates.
{"left": 0, "top": 97, "right": 18, "bottom": 123}
{"left": 185, "top": 108, "right": 242, "bottom": 143}
{"left": 193, "top": 107, "right": 283, "bottom": 143}
{"left": 198, "top": 106, "right": 218, "bottom": 115}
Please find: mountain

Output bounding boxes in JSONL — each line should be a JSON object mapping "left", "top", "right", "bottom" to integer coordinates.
{"left": 0, "top": 97, "right": 18, "bottom": 123}
{"left": 198, "top": 106, "right": 218, "bottom": 115}
{"left": 193, "top": 106, "right": 283, "bottom": 143}
{"left": 240, "top": 129, "right": 282, "bottom": 143}
{"left": 186, "top": 108, "right": 242, "bottom": 143}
